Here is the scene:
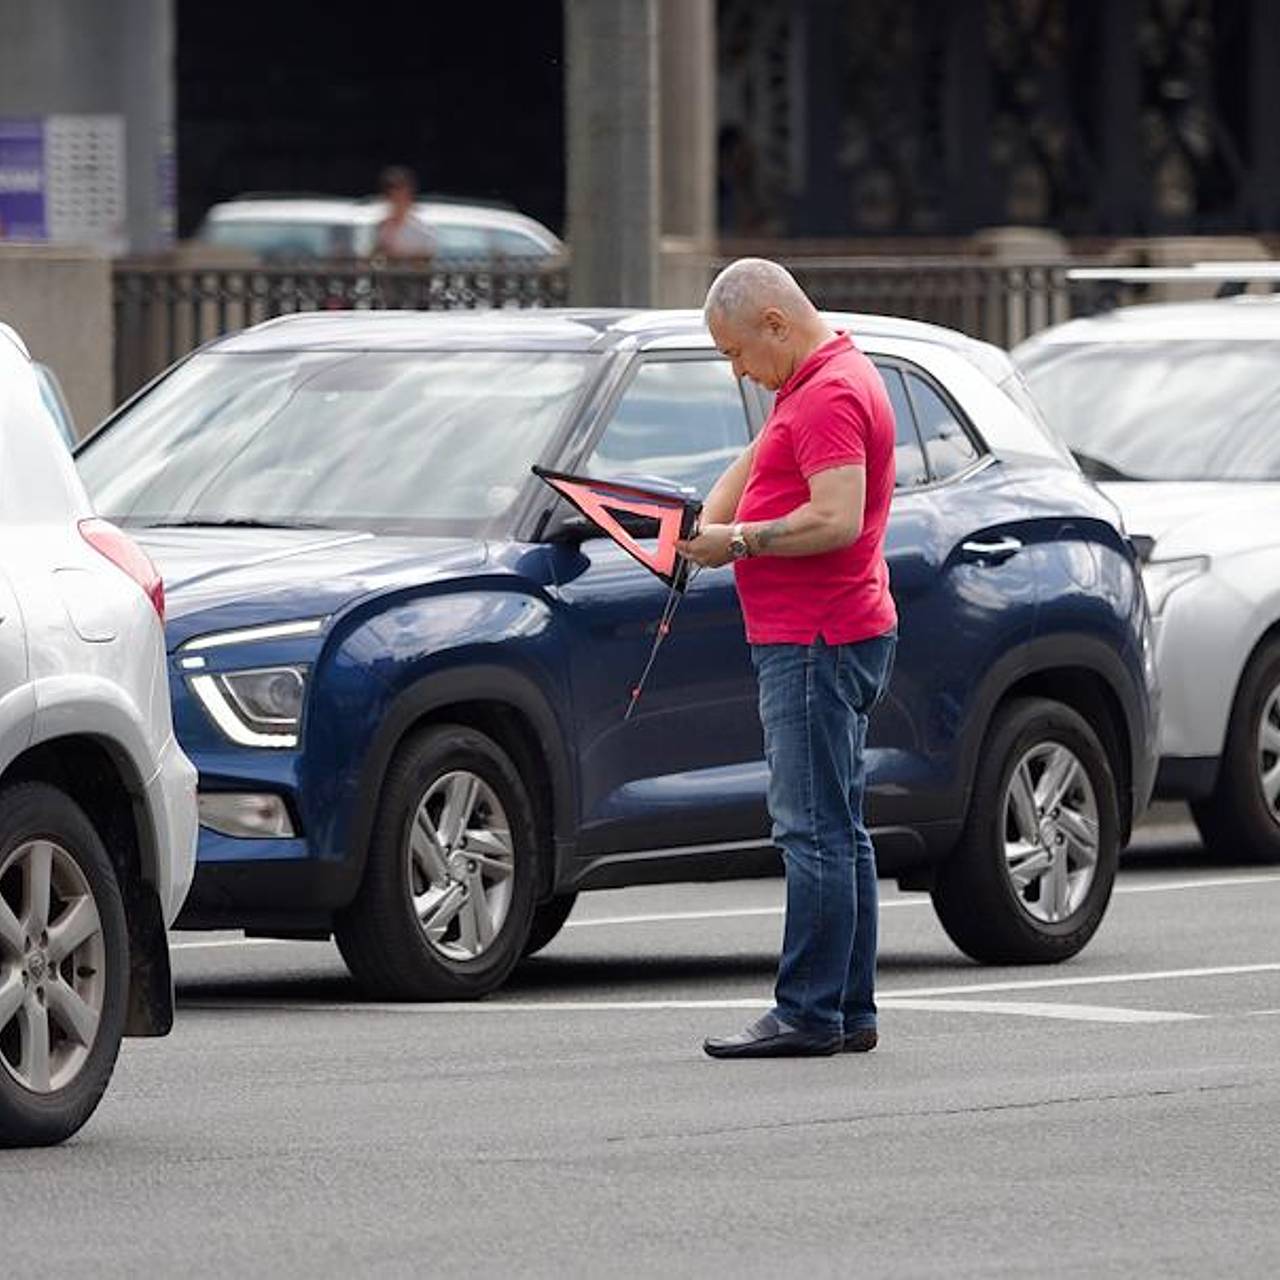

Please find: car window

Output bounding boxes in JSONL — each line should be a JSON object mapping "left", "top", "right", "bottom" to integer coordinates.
{"left": 492, "top": 229, "right": 547, "bottom": 259}
{"left": 877, "top": 365, "right": 928, "bottom": 489}
{"left": 432, "top": 223, "right": 491, "bottom": 259}
{"left": 905, "top": 372, "right": 980, "bottom": 481}
{"left": 585, "top": 359, "right": 750, "bottom": 500}
{"left": 204, "top": 219, "right": 350, "bottom": 259}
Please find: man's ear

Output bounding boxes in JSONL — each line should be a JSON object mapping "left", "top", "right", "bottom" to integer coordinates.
{"left": 762, "top": 306, "right": 789, "bottom": 340}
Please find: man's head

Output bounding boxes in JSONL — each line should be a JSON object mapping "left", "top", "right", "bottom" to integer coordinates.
{"left": 703, "top": 258, "right": 832, "bottom": 390}
{"left": 379, "top": 165, "right": 418, "bottom": 215}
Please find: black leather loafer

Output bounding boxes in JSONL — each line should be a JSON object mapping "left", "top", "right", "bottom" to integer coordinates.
{"left": 703, "top": 1012, "right": 841, "bottom": 1059}
{"left": 842, "top": 1028, "right": 878, "bottom": 1053}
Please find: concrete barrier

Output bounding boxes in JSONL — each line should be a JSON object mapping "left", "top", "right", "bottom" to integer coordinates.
{"left": 0, "top": 245, "right": 112, "bottom": 436}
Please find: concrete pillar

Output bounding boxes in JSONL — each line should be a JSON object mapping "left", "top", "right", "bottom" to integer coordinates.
{"left": 0, "top": 0, "right": 175, "bottom": 253}
{"left": 657, "top": 0, "right": 716, "bottom": 307}
{"left": 565, "top": 0, "right": 660, "bottom": 306}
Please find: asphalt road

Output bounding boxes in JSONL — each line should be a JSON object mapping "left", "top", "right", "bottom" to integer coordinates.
{"left": 7, "top": 806, "right": 1280, "bottom": 1278}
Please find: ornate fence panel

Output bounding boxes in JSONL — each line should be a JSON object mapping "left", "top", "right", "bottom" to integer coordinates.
{"left": 778, "top": 258, "right": 1076, "bottom": 350}
{"left": 112, "top": 259, "right": 570, "bottom": 403}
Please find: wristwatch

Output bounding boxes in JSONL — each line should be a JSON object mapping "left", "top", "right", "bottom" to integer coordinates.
{"left": 728, "top": 523, "right": 752, "bottom": 559}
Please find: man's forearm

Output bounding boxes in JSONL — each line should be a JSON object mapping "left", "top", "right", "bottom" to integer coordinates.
{"left": 745, "top": 504, "right": 861, "bottom": 557}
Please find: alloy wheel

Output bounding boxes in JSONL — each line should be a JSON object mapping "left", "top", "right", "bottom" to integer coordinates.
{"left": 0, "top": 840, "right": 106, "bottom": 1094}
{"left": 406, "top": 771, "right": 515, "bottom": 962}
{"left": 1255, "top": 680, "right": 1280, "bottom": 826}
{"left": 1001, "top": 742, "right": 1099, "bottom": 923}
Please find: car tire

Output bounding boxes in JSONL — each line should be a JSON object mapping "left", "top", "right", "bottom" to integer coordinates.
{"left": 0, "top": 783, "right": 129, "bottom": 1148}
{"left": 931, "top": 697, "right": 1120, "bottom": 964}
{"left": 1191, "top": 638, "right": 1280, "bottom": 863}
{"left": 521, "top": 893, "right": 578, "bottom": 959}
{"left": 335, "top": 725, "right": 540, "bottom": 1000}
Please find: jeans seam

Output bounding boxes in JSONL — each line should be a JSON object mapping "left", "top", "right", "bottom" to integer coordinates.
{"left": 797, "top": 643, "right": 818, "bottom": 1025}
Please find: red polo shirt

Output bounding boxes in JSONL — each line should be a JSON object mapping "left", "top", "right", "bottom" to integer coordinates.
{"left": 734, "top": 332, "right": 897, "bottom": 645}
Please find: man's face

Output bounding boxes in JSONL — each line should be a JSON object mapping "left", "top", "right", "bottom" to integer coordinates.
{"left": 708, "top": 308, "right": 792, "bottom": 391}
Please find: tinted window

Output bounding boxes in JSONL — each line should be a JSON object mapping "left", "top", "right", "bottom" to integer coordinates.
{"left": 76, "top": 350, "right": 593, "bottom": 535}
{"left": 879, "top": 365, "right": 928, "bottom": 489}
{"left": 586, "top": 359, "right": 750, "bottom": 499}
{"left": 906, "top": 373, "right": 979, "bottom": 480}
{"left": 205, "top": 220, "right": 352, "bottom": 259}
{"left": 433, "top": 224, "right": 491, "bottom": 259}
{"left": 493, "top": 229, "right": 547, "bottom": 258}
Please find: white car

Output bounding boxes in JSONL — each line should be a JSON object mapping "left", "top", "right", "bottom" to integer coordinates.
{"left": 196, "top": 194, "right": 564, "bottom": 263}
{"left": 1015, "top": 295, "right": 1280, "bottom": 862}
{"left": 0, "top": 323, "right": 197, "bottom": 1146}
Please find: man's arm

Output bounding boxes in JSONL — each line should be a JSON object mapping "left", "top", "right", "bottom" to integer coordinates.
{"left": 699, "top": 437, "right": 759, "bottom": 525}
{"left": 745, "top": 464, "right": 865, "bottom": 557}
{"left": 677, "top": 464, "right": 865, "bottom": 567}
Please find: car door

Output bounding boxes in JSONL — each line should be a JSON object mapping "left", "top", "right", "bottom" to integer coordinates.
{"left": 545, "top": 353, "right": 764, "bottom": 861}
{"left": 869, "top": 359, "right": 1042, "bottom": 836}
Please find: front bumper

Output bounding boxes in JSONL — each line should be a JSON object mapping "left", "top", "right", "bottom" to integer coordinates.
{"left": 174, "top": 829, "right": 359, "bottom": 931}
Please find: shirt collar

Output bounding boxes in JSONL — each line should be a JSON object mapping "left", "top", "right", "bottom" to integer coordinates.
{"left": 776, "top": 331, "right": 851, "bottom": 401}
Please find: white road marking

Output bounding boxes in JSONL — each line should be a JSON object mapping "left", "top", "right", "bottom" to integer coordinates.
{"left": 887, "top": 961, "right": 1280, "bottom": 1000}
{"left": 881, "top": 998, "right": 1200, "bottom": 1024}
{"left": 180, "top": 994, "right": 1197, "bottom": 1024}
{"left": 169, "top": 870, "right": 1280, "bottom": 949}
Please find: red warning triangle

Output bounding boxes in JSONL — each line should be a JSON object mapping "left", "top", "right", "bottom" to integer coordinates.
{"left": 534, "top": 467, "right": 702, "bottom": 590}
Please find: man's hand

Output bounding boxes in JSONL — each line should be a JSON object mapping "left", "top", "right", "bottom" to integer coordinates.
{"left": 676, "top": 523, "right": 735, "bottom": 568}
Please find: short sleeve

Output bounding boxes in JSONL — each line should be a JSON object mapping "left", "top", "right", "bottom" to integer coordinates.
{"left": 792, "top": 383, "right": 869, "bottom": 480}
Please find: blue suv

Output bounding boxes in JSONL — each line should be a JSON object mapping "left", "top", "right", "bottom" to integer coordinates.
{"left": 76, "top": 309, "right": 1158, "bottom": 998}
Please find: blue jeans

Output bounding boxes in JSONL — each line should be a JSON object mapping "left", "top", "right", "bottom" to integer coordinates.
{"left": 752, "top": 632, "right": 897, "bottom": 1038}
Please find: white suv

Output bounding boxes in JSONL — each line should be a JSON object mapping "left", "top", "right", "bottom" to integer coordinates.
{"left": 0, "top": 324, "right": 197, "bottom": 1146}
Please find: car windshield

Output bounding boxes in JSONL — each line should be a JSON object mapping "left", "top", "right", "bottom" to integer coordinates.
{"left": 77, "top": 350, "right": 594, "bottom": 535}
{"left": 1016, "top": 339, "right": 1280, "bottom": 481}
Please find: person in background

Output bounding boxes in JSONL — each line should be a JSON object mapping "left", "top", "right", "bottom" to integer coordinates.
{"left": 373, "top": 165, "right": 436, "bottom": 260}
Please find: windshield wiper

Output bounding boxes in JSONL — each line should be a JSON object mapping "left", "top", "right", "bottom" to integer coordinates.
{"left": 1071, "top": 451, "right": 1140, "bottom": 482}
{"left": 143, "top": 518, "right": 337, "bottom": 531}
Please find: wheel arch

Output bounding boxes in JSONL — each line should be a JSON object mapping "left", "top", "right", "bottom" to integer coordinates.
{"left": 1, "top": 735, "right": 172, "bottom": 1036}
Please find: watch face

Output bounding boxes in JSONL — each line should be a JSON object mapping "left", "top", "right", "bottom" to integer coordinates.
{"left": 730, "top": 535, "right": 748, "bottom": 559}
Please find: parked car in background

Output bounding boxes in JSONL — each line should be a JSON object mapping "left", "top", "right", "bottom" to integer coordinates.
{"left": 1016, "top": 294, "right": 1280, "bottom": 862}
{"left": 0, "top": 323, "right": 197, "bottom": 1146}
{"left": 74, "top": 308, "right": 1156, "bottom": 1000}
{"left": 195, "top": 194, "right": 564, "bottom": 264}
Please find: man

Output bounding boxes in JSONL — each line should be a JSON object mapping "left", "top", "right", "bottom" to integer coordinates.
{"left": 678, "top": 258, "right": 897, "bottom": 1059}
{"left": 373, "top": 165, "right": 436, "bottom": 260}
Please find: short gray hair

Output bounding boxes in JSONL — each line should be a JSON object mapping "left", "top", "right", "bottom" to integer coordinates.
{"left": 703, "top": 257, "right": 813, "bottom": 325}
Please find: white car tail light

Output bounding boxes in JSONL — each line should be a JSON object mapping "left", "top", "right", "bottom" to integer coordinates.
{"left": 79, "top": 518, "right": 165, "bottom": 623}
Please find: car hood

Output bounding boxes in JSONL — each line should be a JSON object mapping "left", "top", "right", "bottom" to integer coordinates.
{"left": 1099, "top": 481, "right": 1280, "bottom": 559}
{"left": 134, "top": 527, "right": 488, "bottom": 648}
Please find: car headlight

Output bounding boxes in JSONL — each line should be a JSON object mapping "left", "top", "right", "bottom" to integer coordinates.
{"left": 189, "top": 665, "right": 308, "bottom": 748}
{"left": 1142, "top": 555, "right": 1209, "bottom": 617}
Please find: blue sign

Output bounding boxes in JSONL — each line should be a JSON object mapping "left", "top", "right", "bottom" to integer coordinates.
{"left": 0, "top": 119, "right": 46, "bottom": 240}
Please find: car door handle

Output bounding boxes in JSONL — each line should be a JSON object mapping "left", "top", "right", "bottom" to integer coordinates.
{"left": 960, "top": 536, "right": 1023, "bottom": 564}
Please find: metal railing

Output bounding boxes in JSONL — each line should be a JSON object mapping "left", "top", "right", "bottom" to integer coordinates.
{"left": 782, "top": 258, "right": 1075, "bottom": 351}
{"left": 112, "top": 253, "right": 1076, "bottom": 404}
{"left": 112, "top": 258, "right": 570, "bottom": 402}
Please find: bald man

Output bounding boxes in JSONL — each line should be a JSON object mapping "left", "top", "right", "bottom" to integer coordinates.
{"left": 679, "top": 258, "right": 898, "bottom": 1058}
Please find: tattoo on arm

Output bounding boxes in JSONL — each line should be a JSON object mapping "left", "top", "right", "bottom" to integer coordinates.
{"left": 753, "top": 519, "right": 787, "bottom": 553}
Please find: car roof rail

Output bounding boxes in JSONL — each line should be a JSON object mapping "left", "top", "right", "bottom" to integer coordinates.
{"left": 1067, "top": 263, "right": 1280, "bottom": 312}
{"left": 224, "top": 191, "right": 355, "bottom": 203}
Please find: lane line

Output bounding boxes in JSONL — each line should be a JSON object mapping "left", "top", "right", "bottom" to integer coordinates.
{"left": 882, "top": 998, "right": 1200, "bottom": 1024}
{"left": 886, "top": 961, "right": 1280, "bottom": 1000}
{"left": 167, "top": 871, "right": 1280, "bottom": 949}
{"left": 177, "top": 995, "right": 1198, "bottom": 1024}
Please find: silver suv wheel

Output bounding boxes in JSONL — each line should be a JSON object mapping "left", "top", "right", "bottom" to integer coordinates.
{"left": 407, "top": 770, "right": 515, "bottom": 962}
{"left": 1002, "top": 742, "right": 1099, "bottom": 924}
{"left": 0, "top": 839, "right": 106, "bottom": 1094}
